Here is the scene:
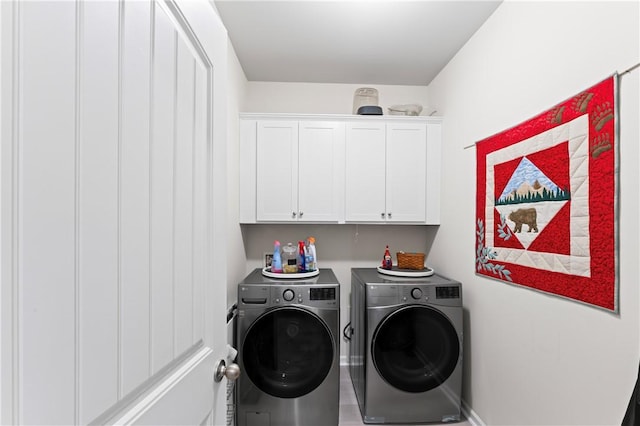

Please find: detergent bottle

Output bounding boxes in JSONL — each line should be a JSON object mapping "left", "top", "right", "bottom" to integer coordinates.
{"left": 271, "top": 240, "right": 283, "bottom": 273}
{"left": 298, "top": 241, "right": 306, "bottom": 272}
{"left": 306, "top": 237, "right": 317, "bottom": 271}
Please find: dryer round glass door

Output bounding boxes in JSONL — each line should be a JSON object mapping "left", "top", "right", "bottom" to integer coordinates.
{"left": 372, "top": 305, "right": 460, "bottom": 393}
{"left": 242, "top": 306, "right": 335, "bottom": 398}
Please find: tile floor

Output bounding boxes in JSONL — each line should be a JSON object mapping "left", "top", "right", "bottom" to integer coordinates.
{"left": 338, "top": 366, "right": 472, "bottom": 426}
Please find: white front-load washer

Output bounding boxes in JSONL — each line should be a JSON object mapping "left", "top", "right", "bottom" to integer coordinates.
{"left": 349, "top": 268, "right": 463, "bottom": 424}
{"left": 236, "top": 268, "right": 340, "bottom": 426}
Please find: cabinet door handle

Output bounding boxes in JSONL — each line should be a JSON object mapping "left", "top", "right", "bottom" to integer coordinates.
{"left": 388, "top": 212, "right": 392, "bottom": 219}
{"left": 292, "top": 212, "right": 297, "bottom": 218}
{"left": 299, "top": 211, "right": 304, "bottom": 217}
{"left": 381, "top": 213, "right": 385, "bottom": 219}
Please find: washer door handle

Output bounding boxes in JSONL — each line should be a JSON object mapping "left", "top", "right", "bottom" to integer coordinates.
{"left": 214, "top": 359, "right": 241, "bottom": 382}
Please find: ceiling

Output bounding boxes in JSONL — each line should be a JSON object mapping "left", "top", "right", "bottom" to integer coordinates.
{"left": 213, "top": 0, "right": 502, "bottom": 86}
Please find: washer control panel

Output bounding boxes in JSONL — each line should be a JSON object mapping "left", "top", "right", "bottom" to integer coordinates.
{"left": 310, "top": 287, "right": 336, "bottom": 301}
{"left": 272, "top": 286, "right": 337, "bottom": 307}
{"left": 238, "top": 284, "right": 338, "bottom": 308}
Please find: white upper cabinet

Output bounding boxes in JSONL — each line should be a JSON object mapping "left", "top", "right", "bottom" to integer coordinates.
{"left": 239, "top": 114, "right": 441, "bottom": 225}
{"left": 345, "top": 121, "right": 429, "bottom": 223}
{"left": 385, "top": 122, "right": 428, "bottom": 222}
{"left": 255, "top": 120, "right": 299, "bottom": 221}
{"left": 297, "top": 121, "right": 346, "bottom": 221}
{"left": 344, "top": 122, "right": 387, "bottom": 222}
{"left": 242, "top": 118, "right": 345, "bottom": 222}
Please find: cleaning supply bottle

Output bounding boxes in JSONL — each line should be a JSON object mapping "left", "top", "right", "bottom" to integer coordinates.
{"left": 298, "top": 241, "right": 306, "bottom": 272}
{"left": 304, "top": 239, "right": 313, "bottom": 271}
{"left": 272, "top": 240, "right": 283, "bottom": 273}
{"left": 307, "top": 237, "right": 317, "bottom": 271}
{"left": 382, "top": 245, "right": 392, "bottom": 270}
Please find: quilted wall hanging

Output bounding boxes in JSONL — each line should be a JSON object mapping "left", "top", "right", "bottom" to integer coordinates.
{"left": 475, "top": 75, "right": 618, "bottom": 312}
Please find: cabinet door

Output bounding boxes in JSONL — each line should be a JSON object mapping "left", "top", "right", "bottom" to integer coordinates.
{"left": 386, "top": 122, "right": 427, "bottom": 222}
{"left": 256, "top": 121, "right": 298, "bottom": 221}
{"left": 345, "top": 122, "right": 386, "bottom": 222}
{"left": 298, "top": 121, "right": 345, "bottom": 222}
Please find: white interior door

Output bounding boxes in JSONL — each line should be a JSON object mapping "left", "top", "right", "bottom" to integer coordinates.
{"left": 0, "top": 0, "right": 230, "bottom": 424}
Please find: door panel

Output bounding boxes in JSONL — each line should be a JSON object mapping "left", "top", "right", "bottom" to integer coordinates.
{"left": 150, "top": 3, "right": 178, "bottom": 374}
{"left": 121, "top": 0, "right": 152, "bottom": 396}
{"left": 19, "top": 2, "right": 77, "bottom": 423}
{"left": 174, "top": 35, "right": 196, "bottom": 357}
{"left": 79, "top": 2, "right": 121, "bottom": 422}
{"left": 90, "top": 343, "right": 216, "bottom": 426}
{"left": 129, "top": 347, "right": 216, "bottom": 425}
{"left": 192, "top": 62, "right": 208, "bottom": 346}
{"left": 1, "top": 0, "right": 228, "bottom": 424}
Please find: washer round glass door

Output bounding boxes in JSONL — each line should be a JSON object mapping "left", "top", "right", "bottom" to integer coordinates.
{"left": 372, "top": 305, "right": 460, "bottom": 393}
{"left": 243, "top": 306, "right": 334, "bottom": 398}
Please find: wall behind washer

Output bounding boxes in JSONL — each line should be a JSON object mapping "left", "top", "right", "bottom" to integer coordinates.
{"left": 427, "top": 1, "right": 639, "bottom": 425}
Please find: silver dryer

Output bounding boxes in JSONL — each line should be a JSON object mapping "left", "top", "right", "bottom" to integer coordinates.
{"left": 349, "top": 268, "right": 463, "bottom": 424}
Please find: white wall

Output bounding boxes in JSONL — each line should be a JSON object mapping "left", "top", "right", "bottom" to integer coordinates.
{"left": 246, "top": 81, "right": 431, "bottom": 116}
{"left": 225, "top": 41, "right": 250, "bottom": 311}
{"left": 427, "top": 1, "right": 639, "bottom": 425}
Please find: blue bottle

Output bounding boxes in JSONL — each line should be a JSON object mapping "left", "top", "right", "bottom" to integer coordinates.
{"left": 272, "top": 240, "right": 283, "bottom": 273}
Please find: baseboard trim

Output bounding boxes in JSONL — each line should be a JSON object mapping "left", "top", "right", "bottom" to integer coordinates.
{"left": 461, "top": 399, "right": 485, "bottom": 426}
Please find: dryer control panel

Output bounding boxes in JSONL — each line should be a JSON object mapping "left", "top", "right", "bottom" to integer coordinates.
{"left": 436, "top": 285, "right": 460, "bottom": 299}
{"left": 352, "top": 268, "right": 462, "bottom": 308}
{"left": 366, "top": 283, "right": 462, "bottom": 308}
